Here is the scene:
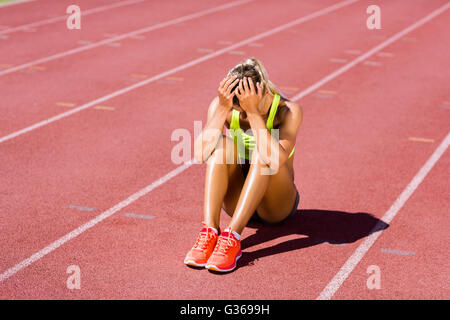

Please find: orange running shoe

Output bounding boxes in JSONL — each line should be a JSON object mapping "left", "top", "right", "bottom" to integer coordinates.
{"left": 184, "top": 224, "right": 219, "bottom": 268}
{"left": 205, "top": 229, "right": 242, "bottom": 272}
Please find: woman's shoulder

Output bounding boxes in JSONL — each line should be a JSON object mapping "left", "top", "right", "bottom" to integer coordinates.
{"left": 278, "top": 99, "right": 303, "bottom": 125}
{"left": 284, "top": 100, "right": 303, "bottom": 115}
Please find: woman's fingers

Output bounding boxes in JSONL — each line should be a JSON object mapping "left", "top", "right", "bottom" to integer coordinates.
{"left": 219, "top": 77, "right": 227, "bottom": 89}
{"left": 256, "top": 82, "right": 263, "bottom": 98}
{"left": 219, "top": 76, "right": 235, "bottom": 91}
{"left": 243, "top": 77, "right": 250, "bottom": 93}
{"left": 237, "top": 79, "right": 244, "bottom": 97}
{"left": 226, "top": 91, "right": 235, "bottom": 100}
{"left": 226, "top": 78, "right": 240, "bottom": 95}
{"left": 248, "top": 77, "right": 256, "bottom": 94}
{"left": 234, "top": 78, "right": 261, "bottom": 101}
{"left": 218, "top": 76, "right": 238, "bottom": 108}
{"left": 221, "top": 77, "right": 260, "bottom": 97}
{"left": 224, "top": 75, "right": 237, "bottom": 89}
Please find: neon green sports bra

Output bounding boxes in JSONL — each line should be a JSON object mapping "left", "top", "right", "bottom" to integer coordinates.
{"left": 229, "top": 93, "right": 295, "bottom": 160}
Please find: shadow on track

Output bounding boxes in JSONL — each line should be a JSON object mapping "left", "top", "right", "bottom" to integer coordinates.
{"left": 238, "top": 209, "right": 389, "bottom": 269}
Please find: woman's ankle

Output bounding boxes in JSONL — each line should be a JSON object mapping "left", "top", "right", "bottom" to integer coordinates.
{"left": 223, "top": 227, "right": 241, "bottom": 240}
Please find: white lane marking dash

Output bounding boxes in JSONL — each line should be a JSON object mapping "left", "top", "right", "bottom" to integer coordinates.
{"left": 317, "top": 131, "right": 450, "bottom": 300}
{"left": 381, "top": 248, "right": 415, "bottom": 256}
{"left": 0, "top": 0, "right": 359, "bottom": 145}
{"left": 124, "top": 213, "right": 155, "bottom": 220}
{"left": 67, "top": 205, "right": 96, "bottom": 212}
{"left": 363, "top": 60, "right": 382, "bottom": 67}
{"left": 0, "top": 160, "right": 193, "bottom": 282}
{"left": 0, "top": 0, "right": 255, "bottom": 77}
{"left": 329, "top": 58, "right": 348, "bottom": 63}
{"left": 290, "top": 2, "right": 450, "bottom": 103}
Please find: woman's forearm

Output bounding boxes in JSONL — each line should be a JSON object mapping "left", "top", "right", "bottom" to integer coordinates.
{"left": 194, "top": 106, "right": 229, "bottom": 163}
{"left": 247, "top": 112, "right": 288, "bottom": 171}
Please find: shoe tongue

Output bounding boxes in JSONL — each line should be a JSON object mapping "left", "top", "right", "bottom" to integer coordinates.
{"left": 201, "top": 227, "right": 218, "bottom": 235}
{"left": 222, "top": 229, "right": 241, "bottom": 241}
{"left": 221, "top": 230, "right": 234, "bottom": 239}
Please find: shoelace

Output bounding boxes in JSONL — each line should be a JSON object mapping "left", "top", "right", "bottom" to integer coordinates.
{"left": 214, "top": 230, "right": 237, "bottom": 256}
{"left": 193, "top": 223, "right": 215, "bottom": 251}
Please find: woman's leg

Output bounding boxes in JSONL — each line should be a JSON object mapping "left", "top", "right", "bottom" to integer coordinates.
{"left": 203, "top": 135, "right": 245, "bottom": 229}
{"left": 203, "top": 149, "right": 297, "bottom": 272}
{"left": 227, "top": 151, "right": 297, "bottom": 234}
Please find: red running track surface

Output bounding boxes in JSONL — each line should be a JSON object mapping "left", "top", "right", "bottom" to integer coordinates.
{"left": 0, "top": 0, "right": 449, "bottom": 299}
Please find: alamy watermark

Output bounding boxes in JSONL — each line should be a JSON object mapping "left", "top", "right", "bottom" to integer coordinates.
{"left": 66, "top": 5, "right": 81, "bottom": 30}
{"left": 366, "top": 5, "right": 381, "bottom": 30}
{"left": 66, "top": 265, "right": 81, "bottom": 290}
{"left": 366, "top": 265, "right": 381, "bottom": 290}
{"left": 171, "top": 121, "right": 281, "bottom": 175}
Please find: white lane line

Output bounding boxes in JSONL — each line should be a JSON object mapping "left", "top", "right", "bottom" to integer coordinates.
{"left": 317, "top": 132, "right": 450, "bottom": 300}
{"left": 0, "top": 0, "right": 359, "bottom": 282}
{"left": 1, "top": 0, "right": 444, "bottom": 289}
{"left": 313, "top": 2, "right": 450, "bottom": 300}
{"left": 290, "top": 2, "right": 450, "bottom": 102}
{"left": 0, "top": 0, "right": 144, "bottom": 34}
{"left": 0, "top": 0, "right": 359, "bottom": 144}
{"left": 0, "top": 160, "right": 193, "bottom": 283}
{"left": 2, "top": 0, "right": 444, "bottom": 286}
{"left": 0, "top": 0, "right": 254, "bottom": 77}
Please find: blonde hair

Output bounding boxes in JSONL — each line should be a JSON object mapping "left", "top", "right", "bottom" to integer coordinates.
{"left": 227, "top": 57, "right": 288, "bottom": 103}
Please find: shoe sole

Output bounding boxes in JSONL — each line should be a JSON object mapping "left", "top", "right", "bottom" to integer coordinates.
{"left": 205, "top": 251, "right": 242, "bottom": 273}
{"left": 184, "top": 259, "right": 207, "bottom": 268}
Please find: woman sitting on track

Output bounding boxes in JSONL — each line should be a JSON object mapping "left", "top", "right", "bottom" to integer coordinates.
{"left": 184, "top": 58, "right": 303, "bottom": 272}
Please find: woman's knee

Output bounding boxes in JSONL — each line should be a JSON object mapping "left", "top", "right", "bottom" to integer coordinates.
{"left": 249, "top": 150, "right": 275, "bottom": 176}
{"left": 209, "top": 135, "right": 237, "bottom": 165}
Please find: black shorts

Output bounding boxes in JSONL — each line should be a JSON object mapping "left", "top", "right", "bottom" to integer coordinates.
{"left": 250, "top": 189, "right": 300, "bottom": 225}
{"left": 239, "top": 160, "right": 300, "bottom": 225}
